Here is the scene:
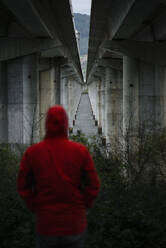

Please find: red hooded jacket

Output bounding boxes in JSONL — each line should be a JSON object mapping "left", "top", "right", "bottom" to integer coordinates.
{"left": 17, "top": 105, "right": 100, "bottom": 236}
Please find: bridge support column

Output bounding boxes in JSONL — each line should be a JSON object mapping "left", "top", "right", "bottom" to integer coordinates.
{"left": 95, "top": 80, "right": 99, "bottom": 124}
{"left": 54, "top": 62, "right": 61, "bottom": 104}
{"left": 101, "top": 77, "right": 106, "bottom": 136}
{"left": 72, "top": 80, "right": 82, "bottom": 119}
{"left": 0, "top": 62, "right": 8, "bottom": 143}
{"left": 155, "top": 65, "right": 166, "bottom": 127}
{"left": 39, "top": 64, "right": 55, "bottom": 139}
{"left": 88, "top": 82, "right": 94, "bottom": 117}
{"left": 123, "top": 56, "right": 141, "bottom": 143}
{"left": 105, "top": 67, "right": 111, "bottom": 143}
{"left": 7, "top": 54, "right": 39, "bottom": 145}
{"left": 98, "top": 79, "right": 102, "bottom": 131}
{"left": 123, "top": 56, "right": 166, "bottom": 137}
{"left": 68, "top": 79, "right": 82, "bottom": 132}
{"left": 108, "top": 69, "right": 123, "bottom": 144}
{"left": 60, "top": 77, "right": 68, "bottom": 111}
{"left": 88, "top": 81, "right": 98, "bottom": 121}
{"left": 68, "top": 80, "right": 74, "bottom": 129}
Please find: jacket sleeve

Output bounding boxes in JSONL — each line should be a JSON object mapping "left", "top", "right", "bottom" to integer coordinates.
{"left": 17, "top": 150, "right": 36, "bottom": 212}
{"left": 82, "top": 148, "right": 100, "bottom": 208}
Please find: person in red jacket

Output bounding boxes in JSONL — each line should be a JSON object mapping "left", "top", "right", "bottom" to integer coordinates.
{"left": 17, "top": 105, "right": 100, "bottom": 248}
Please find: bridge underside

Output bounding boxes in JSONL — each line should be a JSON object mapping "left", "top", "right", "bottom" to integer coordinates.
{"left": 0, "top": 0, "right": 84, "bottom": 145}
{"left": 87, "top": 0, "right": 166, "bottom": 144}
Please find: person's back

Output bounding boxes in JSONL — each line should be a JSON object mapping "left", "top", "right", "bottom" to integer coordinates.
{"left": 17, "top": 105, "right": 100, "bottom": 248}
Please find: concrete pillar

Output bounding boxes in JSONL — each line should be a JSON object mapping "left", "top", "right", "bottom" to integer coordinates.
{"left": 123, "top": 56, "right": 139, "bottom": 136}
{"left": 108, "top": 69, "right": 123, "bottom": 143}
{"left": 98, "top": 79, "right": 102, "bottom": 130}
{"left": 60, "top": 77, "right": 68, "bottom": 111}
{"left": 68, "top": 79, "right": 82, "bottom": 131}
{"left": 7, "top": 54, "right": 39, "bottom": 145}
{"left": 72, "top": 80, "right": 80, "bottom": 116}
{"left": 39, "top": 66, "right": 55, "bottom": 139}
{"left": 54, "top": 63, "right": 61, "bottom": 104}
{"left": 68, "top": 79, "right": 74, "bottom": 128}
{"left": 95, "top": 80, "right": 99, "bottom": 123}
{"left": 105, "top": 67, "right": 112, "bottom": 143}
{"left": 101, "top": 76, "right": 106, "bottom": 136}
{"left": 0, "top": 62, "right": 8, "bottom": 143}
{"left": 123, "top": 56, "right": 166, "bottom": 135}
{"left": 155, "top": 65, "right": 166, "bottom": 127}
{"left": 139, "top": 61, "right": 156, "bottom": 127}
{"left": 88, "top": 80, "right": 98, "bottom": 120}
{"left": 88, "top": 82, "right": 93, "bottom": 114}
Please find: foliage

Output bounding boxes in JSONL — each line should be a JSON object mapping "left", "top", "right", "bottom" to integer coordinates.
{"left": 82, "top": 88, "right": 88, "bottom": 94}
{"left": 70, "top": 132, "right": 90, "bottom": 149}
{"left": 0, "top": 145, "right": 35, "bottom": 248}
{"left": 1, "top": 128, "right": 166, "bottom": 247}
{"left": 86, "top": 130, "right": 166, "bottom": 248}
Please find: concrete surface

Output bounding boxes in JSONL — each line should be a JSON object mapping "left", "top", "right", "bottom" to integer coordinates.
{"left": 73, "top": 94, "right": 98, "bottom": 137}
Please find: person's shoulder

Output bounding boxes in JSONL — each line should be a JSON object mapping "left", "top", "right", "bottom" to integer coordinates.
{"left": 68, "top": 139, "right": 88, "bottom": 152}
{"left": 24, "top": 141, "right": 45, "bottom": 155}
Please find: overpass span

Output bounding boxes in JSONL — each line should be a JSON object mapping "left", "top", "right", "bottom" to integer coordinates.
{"left": 87, "top": 0, "right": 166, "bottom": 144}
{"left": 0, "top": 0, "right": 84, "bottom": 145}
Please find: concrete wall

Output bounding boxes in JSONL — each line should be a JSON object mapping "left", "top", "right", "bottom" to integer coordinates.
{"left": 7, "top": 54, "right": 39, "bottom": 145}
{"left": 88, "top": 80, "right": 99, "bottom": 122}
{"left": 88, "top": 56, "right": 166, "bottom": 145}
{"left": 105, "top": 67, "right": 123, "bottom": 144}
{"left": 0, "top": 54, "right": 84, "bottom": 145}
{"left": 123, "top": 56, "right": 166, "bottom": 135}
{"left": 0, "top": 62, "right": 8, "bottom": 143}
{"left": 68, "top": 79, "right": 82, "bottom": 129}
{"left": 88, "top": 67, "right": 123, "bottom": 144}
{"left": 101, "top": 76, "right": 106, "bottom": 136}
{"left": 98, "top": 79, "right": 102, "bottom": 130}
{"left": 55, "top": 65, "right": 61, "bottom": 104}
{"left": 60, "top": 77, "right": 68, "bottom": 111}
{"left": 39, "top": 67, "right": 55, "bottom": 139}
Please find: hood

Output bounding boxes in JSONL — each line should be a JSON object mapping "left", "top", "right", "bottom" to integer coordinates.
{"left": 45, "top": 105, "right": 68, "bottom": 139}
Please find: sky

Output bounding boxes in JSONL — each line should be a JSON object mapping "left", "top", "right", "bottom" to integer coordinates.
{"left": 71, "top": 0, "right": 91, "bottom": 15}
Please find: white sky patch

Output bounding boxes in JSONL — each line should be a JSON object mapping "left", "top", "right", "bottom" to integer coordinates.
{"left": 71, "top": 0, "right": 91, "bottom": 15}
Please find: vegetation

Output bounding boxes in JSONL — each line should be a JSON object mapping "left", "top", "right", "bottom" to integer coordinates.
{"left": 82, "top": 88, "right": 88, "bottom": 94}
{"left": 1, "top": 128, "right": 166, "bottom": 247}
{"left": 0, "top": 145, "right": 35, "bottom": 248}
{"left": 87, "top": 131, "right": 166, "bottom": 248}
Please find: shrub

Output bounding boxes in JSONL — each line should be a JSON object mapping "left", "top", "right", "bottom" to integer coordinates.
{"left": 86, "top": 131, "right": 166, "bottom": 248}
{"left": 1, "top": 129, "right": 166, "bottom": 248}
{"left": 0, "top": 145, "right": 35, "bottom": 248}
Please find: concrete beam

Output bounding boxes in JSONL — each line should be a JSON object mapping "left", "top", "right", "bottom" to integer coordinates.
{"left": 0, "top": 38, "right": 62, "bottom": 61}
{"left": 1, "top": 0, "right": 57, "bottom": 38}
{"left": 112, "top": 0, "right": 163, "bottom": 40}
{"left": 7, "top": 54, "right": 40, "bottom": 144}
{"left": 102, "top": 40, "right": 166, "bottom": 66}
{"left": 107, "top": 0, "right": 136, "bottom": 40}
{"left": 39, "top": 66, "right": 55, "bottom": 139}
{"left": 1, "top": 0, "right": 83, "bottom": 83}
{"left": 97, "top": 58, "right": 123, "bottom": 71}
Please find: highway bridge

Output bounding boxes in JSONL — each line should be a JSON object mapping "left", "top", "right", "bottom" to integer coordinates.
{"left": 87, "top": 0, "right": 166, "bottom": 144}
{"left": 0, "top": 0, "right": 83, "bottom": 145}
{"left": 1, "top": 0, "right": 166, "bottom": 146}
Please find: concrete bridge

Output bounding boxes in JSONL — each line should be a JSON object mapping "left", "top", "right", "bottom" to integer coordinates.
{"left": 87, "top": 0, "right": 166, "bottom": 144}
{"left": 0, "top": 0, "right": 83, "bottom": 145}
{"left": 1, "top": 0, "right": 166, "bottom": 146}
